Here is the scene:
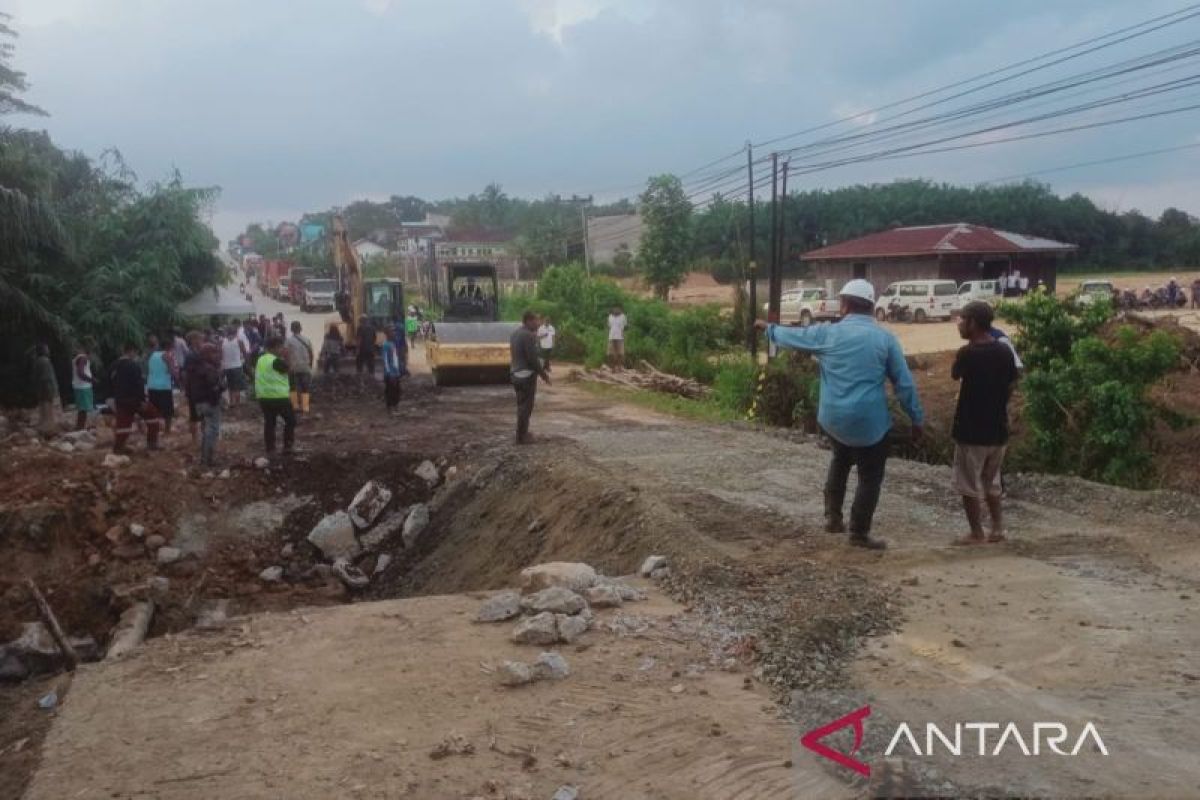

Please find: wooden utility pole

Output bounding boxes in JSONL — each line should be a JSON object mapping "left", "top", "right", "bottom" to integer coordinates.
{"left": 746, "top": 143, "right": 757, "bottom": 356}
{"left": 774, "top": 158, "right": 790, "bottom": 316}
{"left": 767, "top": 153, "right": 781, "bottom": 326}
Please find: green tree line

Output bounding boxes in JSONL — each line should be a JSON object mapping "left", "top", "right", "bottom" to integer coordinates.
{"left": 1, "top": 15, "right": 223, "bottom": 404}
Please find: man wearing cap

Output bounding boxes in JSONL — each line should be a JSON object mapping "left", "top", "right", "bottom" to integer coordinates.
{"left": 756, "top": 279, "right": 924, "bottom": 549}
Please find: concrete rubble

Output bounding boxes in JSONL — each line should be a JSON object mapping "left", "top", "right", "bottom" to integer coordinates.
{"left": 414, "top": 460, "right": 440, "bottom": 486}
{"left": 495, "top": 651, "right": 571, "bottom": 687}
{"left": 521, "top": 586, "right": 587, "bottom": 615}
{"left": 639, "top": 555, "right": 667, "bottom": 577}
{"left": 476, "top": 590, "right": 522, "bottom": 623}
{"left": 106, "top": 601, "right": 155, "bottom": 660}
{"left": 0, "top": 622, "right": 99, "bottom": 680}
{"left": 519, "top": 562, "right": 597, "bottom": 594}
{"left": 307, "top": 511, "right": 360, "bottom": 560}
{"left": 401, "top": 504, "right": 430, "bottom": 549}
{"left": 348, "top": 481, "right": 392, "bottom": 529}
{"left": 332, "top": 558, "right": 370, "bottom": 590}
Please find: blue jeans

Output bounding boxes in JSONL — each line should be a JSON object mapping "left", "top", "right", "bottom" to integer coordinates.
{"left": 195, "top": 401, "right": 221, "bottom": 466}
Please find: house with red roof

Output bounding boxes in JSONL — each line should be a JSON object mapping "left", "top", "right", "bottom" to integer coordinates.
{"left": 801, "top": 223, "right": 1076, "bottom": 295}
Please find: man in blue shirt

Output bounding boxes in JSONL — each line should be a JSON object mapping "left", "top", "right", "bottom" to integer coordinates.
{"left": 756, "top": 279, "right": 924, "bottom": 549}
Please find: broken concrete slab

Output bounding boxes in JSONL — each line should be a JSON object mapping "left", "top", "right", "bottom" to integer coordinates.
{"left": 519, "top": 562, "right": 597, "bottom": 594}
{"left": 476, "top": 590, "right": 522, "bottom": 623}
{"left": 639, "top": 555, "right": 667, "bottom": 577}
{"left": 155, "top": 546, "right": 182, "bottom": 565}
{"left": 511, "top": 612, "right": 559, "bottom": 645}
{"left": 332, "top": 558, "right": 370, "bottom": 590}
{"left": 360, "top": 509, "right": 406, "bottom": 552}
{"left": 584, "top": 584, "right": 624, "bottom": 608}
{"left": 348, "top": 481, "right": 392, "bottom": 529}
{"left": 259, "top": 566, "right": 284, "bottom": 583}
{"left": 414, "top": 460, "right": 439, "bottom": 485}
{"left": 555, "top": 613, "right": 591, "bottom": 644}
{"left": 307, "top": 511, "right": 361, "bottom": 561}
{"left": 521, "top": 586, "right": 587, "bottom": 615}
{"left": 106, "top": 602, "right": 154, "bottom": 660}
{"left": 401, "top": 504, "right": 430, "bottom": 549}
{"left": 496, "top": 660, "right": 535, "bottom": 687}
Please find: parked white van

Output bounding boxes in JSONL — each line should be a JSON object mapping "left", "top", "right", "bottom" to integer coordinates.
{"left": 955, "top": 279, "right": 1002, "bottom": 309}
{"left": 874, "top": 279, "right": 959, "bottom": 322}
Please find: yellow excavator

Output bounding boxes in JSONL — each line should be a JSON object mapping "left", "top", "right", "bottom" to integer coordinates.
{"left": 329, "top": 215, "right": 404, "bottom": 354}
{"left": 426, "top": 262, "right": 517, "bottom": 386}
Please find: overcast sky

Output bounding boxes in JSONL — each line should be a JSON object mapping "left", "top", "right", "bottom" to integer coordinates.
{"left": 7, "top": 0, "right": 1200, "bottom": 241}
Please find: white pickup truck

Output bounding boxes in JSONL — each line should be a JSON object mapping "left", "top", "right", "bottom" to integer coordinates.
{"left": 763, "top": 287, "right": 839, "bottom": 326}
{"left": 302, "top": 278, "right": 336, "bottom": 312}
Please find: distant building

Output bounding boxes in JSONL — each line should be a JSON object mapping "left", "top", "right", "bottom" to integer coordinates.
{"left": 587, "top": 213, "right": 643, "bottom": 264}
{"left": 275, "top": 222, "right": 300, "bottom": 250}
{"left": 300, "top": 223, "right": 325, "bottom": 244}
{"left": 801, "top": 223, "right": 1076, "bottom": 295}
{"left": 353, "top": 239, "right": 389, "bottom": 263}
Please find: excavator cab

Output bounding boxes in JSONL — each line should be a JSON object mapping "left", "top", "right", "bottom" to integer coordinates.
{"left": 364, "top": 279, "right": 404, "bottom": 332}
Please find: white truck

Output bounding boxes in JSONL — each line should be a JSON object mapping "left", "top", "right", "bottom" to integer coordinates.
{"left": 763, "top": 287, "right": 839, "bottom": 326}
{"left": 302, "top": 278, "right": 337, "bottom": 312}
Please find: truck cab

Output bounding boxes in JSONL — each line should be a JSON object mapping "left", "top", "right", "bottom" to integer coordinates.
{"left": 302, "top": 278, "right": 336, "bottom": 312}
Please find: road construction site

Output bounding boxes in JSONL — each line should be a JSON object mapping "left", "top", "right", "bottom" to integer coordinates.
{"left": 3, "top": 311, "right": 1200, "bottom": 798}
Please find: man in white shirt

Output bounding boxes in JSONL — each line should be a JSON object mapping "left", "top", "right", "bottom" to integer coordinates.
{"left": 221, "top": 326, "right": 247, "bottom": 407}
{"left": 606, "top": 305, "right": 627, "bottom": 369}
{"left": 536, "top": 317, "right": 556, "bottom": 372}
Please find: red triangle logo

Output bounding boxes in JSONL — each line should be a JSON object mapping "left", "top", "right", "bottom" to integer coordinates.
{"left": 800, "top": 704, "right": 872, "bottom": 777}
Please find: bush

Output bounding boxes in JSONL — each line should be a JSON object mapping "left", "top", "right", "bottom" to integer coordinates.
{"left": 1000, "top": 294, "right": 1180, "bottom": 487}
{"left": 712, "top": 352, "right": 820, "bottom": 427}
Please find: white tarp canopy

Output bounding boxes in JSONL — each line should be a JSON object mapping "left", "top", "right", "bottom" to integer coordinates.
{"left": 177, "top": 284, "right": 255, "bottom": 318}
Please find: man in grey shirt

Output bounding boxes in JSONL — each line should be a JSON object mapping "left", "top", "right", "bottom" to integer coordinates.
{"left": 510, "top": 310, "right": 551, "bottom": 444}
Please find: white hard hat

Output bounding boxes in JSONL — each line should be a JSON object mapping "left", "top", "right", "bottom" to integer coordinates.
{"left": 839, "top": 278, "right": 875, "bottom": 303}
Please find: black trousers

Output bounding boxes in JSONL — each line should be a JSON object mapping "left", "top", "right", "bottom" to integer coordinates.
{"left": 513, "top": 376, "right": 537, "bottom": 438}
{"left": 259, "top": 398, "right": 296, "bottom": 452}
{"left": 384, "top": 375, "right": 401, "bottom": 408}
{"left": 356, "top": 349, "right": 374, "bottom": 376}
{"left": 824, "top": 435, "right": 889, "bottom": 536}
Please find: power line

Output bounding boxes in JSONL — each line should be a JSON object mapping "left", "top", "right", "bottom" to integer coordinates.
{"left": 978, "top": 140, "right": 1200, "bottom": 184}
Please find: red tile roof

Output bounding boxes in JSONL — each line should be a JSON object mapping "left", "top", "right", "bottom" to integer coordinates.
{"left": 801, "top": 223, "right": 1076, "bottom": 261}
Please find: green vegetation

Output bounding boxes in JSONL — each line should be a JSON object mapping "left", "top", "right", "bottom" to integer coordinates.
{"left": 637, "top": 174, "right": 693, "bottom": 299}
{"left": 1000, "top": 293, "right": 1181, "bottom": 487}
{"left": 0, "top": 17, "right": 222, "bottom": 404}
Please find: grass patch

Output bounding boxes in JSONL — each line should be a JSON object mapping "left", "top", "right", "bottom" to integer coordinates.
{"left": 573, "top": 380, "right": 735, "bottom": 423}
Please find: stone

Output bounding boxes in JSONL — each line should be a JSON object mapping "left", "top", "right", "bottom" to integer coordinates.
{"left": 254, "top": 457, "right": 270, "bottom": 469}
{"left": 555, "top": 613, "right": 591, "bottom": 644}
{"left": 280, "top": 543, "right": 295, "bottom": 558}
{"left": 156, "top": 546, "right": 182, "bottom": 565}
{"left": 106, "top": 602, "right": 155, "bottom": 660}
{"left": 584, "top": 585, "right": 624, "bottom": 608}
{"left": 104, "top": 525, "right": 125, "bottom": 543}
{"left": 552, "top": 786, "right": 580, "bottom": 800}
{"left": 112, "top": 543, "right": 145, "bottom": 561}
{"left": 522, "top": 586, "right": 587, "bottom": 615}
{"left": 445, "top": 466, "right": 458, "bottom": 480}
{"left": 519, "top": 562, "right": 597, "bottom": 594}
{"left": 348, "top": 481, "right": 392, "bottom": 529}
{"left": 53, "top": 441, "right": 75, "bottom": 453}
{"left": 102, "top": 453, "right": 132, "bottom": 468}
{"left": 145, "top": 534, "right": 166, "bottom": 550}
{"left": 148, "top": 576, "right": 171, "bottom": 596}
{"left": 373, "top": 554, "right": 392, "bottom": 575}
{"left": 332, "top": 558, "right": 370, "bottom": 590}
{"left": 511, "top": 612, "right": 560, "bottom": 645}
{"left": 639, "top": 555, "right": 667, "bottom": 577}
{"left": 497, "top": 660, "right": 535, "bottom": 687}
{"left": 414, "top": 460, "right": 439, "bottom": 485}
{"left": 532, "top": 651, "right": 570, "bottom": 681}
{"left": 195, "top": 599, "right": 231, "bottom": 629}
{"left": 360, "top": 509, "right": 406, "bottom": 552}
{"left": 650, "top": 566, "right": 671, "bottom": 581}
{"left": 129, "top": 523, "right": 146, "bottom": 538}
{"left": 74, "top": 440, "right": 95, "bottom": 452}
{"left": 476, "top": 590, "right": 522, "bottom": 623}
{"left": 401, "top": 504, "right": 430, "bottom": 549}
{"left": 306, "top": 511, "right": 360, "bottom": 561}
{"left": 218, "top": 469, "right": 231, "bottom": 479}
{"left": 259, "top": 566, "right": 284, "bottom": 583}
{"left": 670, "top": 683, "right": 685, "bottom": 694}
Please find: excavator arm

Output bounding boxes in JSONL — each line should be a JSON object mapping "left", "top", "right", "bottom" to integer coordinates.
{"left": 331, "top": 214, "right": 362, "bottom": 342}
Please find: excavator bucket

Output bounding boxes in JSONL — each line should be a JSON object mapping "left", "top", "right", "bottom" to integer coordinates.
{"left": 427, "top": 321, "right": 517, "bottom": 386}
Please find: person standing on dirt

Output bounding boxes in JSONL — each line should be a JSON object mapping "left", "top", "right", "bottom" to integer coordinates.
{"left": 255, "top": 336, "right": 296, "bottom": 455}
{"left": 510, "top": 311, "right": 551, "bottom": 444}
{"left": 951, "top": 301, "right": 1019, "bottom": 545}
{"left": 221, "top": 326, "right": 247, "bottom": 408}
{"left": 321, "top": 324, "right": 344, "bottom": 375}
{"left": 607, "top": 305, "right": 627, "bottom": 369}
{"left": 187, "top": 342, "right": 225, "bottom": 468}
{"left": 382, "top": 322, "right": 408, "bottom": 415}
{"left": 146, "top": 337, "right": 176, "bottom": 435}
{"left": 405, "top": 310, "right": 420, "bottom": 350}
{"left": 286, "top": 321, "right": 315, "bottom": 414}
{"left": 356, "top": 316, "right": 377, "bottom": 377}
{"left": 1191, "top": 277, "right": 1200, "bottom": 309}
{"left": 110, "top": 342, "right": 163, "bottom": 454}
{"left": 537, "top": 316, "right": 556, "bottom": 372}
{"left": 32, "top": 343, "right": 60, "bottom": 435}
{"left": 71, "top": 345, "right": 96, "bottom": 431}
{"left": 755, "top": 279, "right": 923, "bottom": 550}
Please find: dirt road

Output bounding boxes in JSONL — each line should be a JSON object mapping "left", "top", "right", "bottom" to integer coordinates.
{"left": 11, "top": 352, "right": 1200, "bottom": 797}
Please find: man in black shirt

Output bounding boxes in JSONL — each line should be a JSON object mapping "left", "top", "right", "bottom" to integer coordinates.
{"left": 509, "top": 310, "right": 551, "bottom": 444}
{"left": 952, "top": 302, "right": 1018, "bottom": 545}
{"left": 110, "top": 342, "right": 163, "bottom": 454}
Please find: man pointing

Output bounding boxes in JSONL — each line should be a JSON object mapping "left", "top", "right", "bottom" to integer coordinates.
{"left": 756, "top": 279, "right": 924, "bottom": 549}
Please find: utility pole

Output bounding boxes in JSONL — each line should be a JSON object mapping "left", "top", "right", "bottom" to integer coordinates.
{"left": 746, "top": 142, "right": 757, "bottom": 356}
{"left": 768, "top": 152, "right": 781, "bottom": 327}
{"left": 774, "top": 158, "right": 789, "bottom": 317}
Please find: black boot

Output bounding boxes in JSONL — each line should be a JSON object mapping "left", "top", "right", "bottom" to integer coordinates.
{"left": 849, "top": 533, "right": 887, "bottom": 550}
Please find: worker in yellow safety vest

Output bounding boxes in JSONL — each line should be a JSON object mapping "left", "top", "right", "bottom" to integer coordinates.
{"left": 255, "top": 335, "right": 296, "bottom": 454}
